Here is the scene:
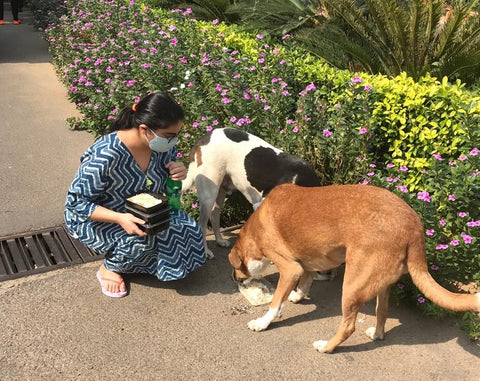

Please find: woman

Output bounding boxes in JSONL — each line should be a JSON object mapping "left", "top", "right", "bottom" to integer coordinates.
{"left": 65, "top": 92, "right": 206, "bottom": 298}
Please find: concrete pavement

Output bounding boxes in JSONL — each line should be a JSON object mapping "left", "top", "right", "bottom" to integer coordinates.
{"left": 0, "top": 6, "right": 479, "bottom": 381}
{"left": 0, "top": 5, "right": 93, "bottom": 236}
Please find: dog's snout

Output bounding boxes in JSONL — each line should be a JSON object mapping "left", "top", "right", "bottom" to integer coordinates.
{"left": 231, "top": 269, "right": 248, "bottom": 284}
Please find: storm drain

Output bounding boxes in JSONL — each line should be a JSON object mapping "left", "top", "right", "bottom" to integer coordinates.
{"left": 0, "top": 225, "right": 102, "bottom": 282}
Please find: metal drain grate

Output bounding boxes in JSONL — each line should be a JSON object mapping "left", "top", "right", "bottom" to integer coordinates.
{"left": 0, "top": 225, "right": 102, "bottom": 282}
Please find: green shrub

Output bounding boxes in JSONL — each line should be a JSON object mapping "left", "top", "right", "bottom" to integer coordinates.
{"left": 364, "top": 147, "right": 480, "bottom": 340}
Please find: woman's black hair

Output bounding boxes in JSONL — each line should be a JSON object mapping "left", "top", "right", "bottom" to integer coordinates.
{"left": 109, "top": 92, "right": 185, "bottom": 133}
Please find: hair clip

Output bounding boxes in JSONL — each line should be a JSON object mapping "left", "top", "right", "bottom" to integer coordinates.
{"left": 132, "top": 103, "right": 137, "bottom": 112}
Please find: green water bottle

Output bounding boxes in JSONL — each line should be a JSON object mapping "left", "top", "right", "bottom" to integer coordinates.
{"left": 166, "top": 177, "right": 182, "bottom": 211}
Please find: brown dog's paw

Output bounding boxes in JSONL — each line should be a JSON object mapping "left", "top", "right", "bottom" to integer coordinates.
{"left": 313, "top": 340, "right": 333, "bottom": 353}
{"left": 247, "top": 318, "right": 268, "bottom": 331}
{"left": 365, "top": 327, "right": 384, "bottom": 341}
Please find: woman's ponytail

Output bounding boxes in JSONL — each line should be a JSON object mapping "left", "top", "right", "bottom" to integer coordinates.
{"left": 108, "top": 106, "right": 136, "bottom": 132}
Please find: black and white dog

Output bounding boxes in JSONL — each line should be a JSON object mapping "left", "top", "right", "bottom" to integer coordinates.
{"left": 182, "top": 128, "right": 320, "bottom": 259}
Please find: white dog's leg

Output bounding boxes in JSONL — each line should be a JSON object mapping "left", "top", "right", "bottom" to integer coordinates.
{"left": 252, "top": 199, "right": 264, "bottom": 210}
{"left": 288, "top": 289, "right": 306, "bottom": 303}
{"left": 247, "top": 304, "right": 283, "bottom": 331}
{"left": 195, "top": 174, "right": 223, "bottom": 259}
{"left": 288, "top": 271, "right": 315, "bottom": 303}
{"left": 211, "top": 188, "right": 231, "bottom": 248}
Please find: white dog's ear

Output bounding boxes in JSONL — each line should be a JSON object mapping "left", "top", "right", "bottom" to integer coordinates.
{"left": 228, "top": 248, "right": 242, "bottom": 269}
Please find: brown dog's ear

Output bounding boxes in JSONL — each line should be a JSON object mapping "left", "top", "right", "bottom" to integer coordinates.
{"left": 228, "top": 248, "right": 242, "bottom": 269}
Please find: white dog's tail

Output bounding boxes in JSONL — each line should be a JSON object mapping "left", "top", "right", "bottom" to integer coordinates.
{"left": 407, "top": 232, "right": 480, "bottom": 312}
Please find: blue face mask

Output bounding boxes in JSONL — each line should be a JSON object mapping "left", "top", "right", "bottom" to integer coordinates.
{"left": 146, "top": 129, "right": 179, "bottom": 153}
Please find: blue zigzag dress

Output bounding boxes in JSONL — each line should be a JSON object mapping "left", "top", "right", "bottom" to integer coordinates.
{"left": 64, "top": 132, "right": 206, "bottom": 281}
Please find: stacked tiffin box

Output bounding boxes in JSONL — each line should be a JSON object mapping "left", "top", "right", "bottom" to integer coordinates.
{"left": 126, "top": 190, "right": 170, "bottom": 234}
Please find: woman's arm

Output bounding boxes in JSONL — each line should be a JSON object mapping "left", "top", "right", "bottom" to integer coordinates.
{"left": 90, "top": 206, "right": 147, "bottom": 236}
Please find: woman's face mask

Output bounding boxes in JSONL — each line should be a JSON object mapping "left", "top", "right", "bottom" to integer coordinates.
{"left": 145, "top": 128, "right": 178, "bottom": 152}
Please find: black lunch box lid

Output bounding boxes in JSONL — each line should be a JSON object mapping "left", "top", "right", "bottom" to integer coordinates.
{"left": 125, "top": 190, "right": 169, "bottom": 214}
{"left": 126, "top": 205, "right": 171, "bottom": 224}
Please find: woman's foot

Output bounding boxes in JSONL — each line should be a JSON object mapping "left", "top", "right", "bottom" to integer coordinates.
{"left": 96, "top": 265, "right": 127, "bottom": 298}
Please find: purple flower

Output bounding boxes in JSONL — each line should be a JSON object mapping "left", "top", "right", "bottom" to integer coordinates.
{"left": 397, "top": 283, "right": 404, "bottom": 290}
{"left": 448, "top": 194, "right": 456, "bottom": 201}
{"left": 364, "top": 84, "right": 372, "bottom": 91}
{"left": 426, "top": 229, "right": 435, "bottom": 236}
{"left": 432, "top": 153, "right": 443, "bottom": 161}
{"left": 305, "top": 83, "right": 316, "bottom": 92}
{"left": 417, "top": 297, "right": 426, "bottom": 304}
{"left": 212, "top": 19, "right": 219, "bottom": 25}
{"left": 417, "top": 191, "right": 431, "bottom": 202}
{"left": 436, "top": 244, "right": 449, "bottom": 250}
{"left": 387, "top": 163, "right": 395, "bottom": 168}
{"left": 461, "top": 234, "right": 473, "bottom": 244}
{"left": 470, "top": 147, "right": 479, "bottom": 156}
{"left": 450, "top": 240, "right": 459, "bottom": 246}
{"left": 221, "top": 97, "right": 231, "bottom": 104}
{"left": 459, "top": 212, "right": 467, "bottom": 218}
{"left": 430, "top": 265, "right": 439, "bottom": 271}
{"left": 467, "top": 220, "right": 480, "bottom": 227}
{"left": 358, "top": 128, "right": 368, "bottom": 134}
{"left": 459, "top": 155, "right": 468, "bottom": 161}
{"left": 352, "top": 75, "right": 362, "bottom": 83}
{"left": 399, "top": 166, "right": 409, "bottom": 172}
{"left": 323, "top": 129, "right": 332, "bottom": 137}
{"left": 396, "top": 185, "right": 408, "bottom": 193}
{"left": 206, "top": 125, "right": 213, "bottom": 132}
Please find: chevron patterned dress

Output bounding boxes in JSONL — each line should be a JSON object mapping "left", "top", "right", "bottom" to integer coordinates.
{"left": 64, "top": 132, "right": 206, "bottom": 281}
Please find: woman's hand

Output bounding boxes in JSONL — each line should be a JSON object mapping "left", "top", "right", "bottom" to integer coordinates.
{"left": 165, "top": 161, "right": 187, "bottom": 181}
{"left": 90, "top": 206, "right": 147, "bottom": 236}
{"left": 117, "top": 213, "right": 148, "bottom": 236}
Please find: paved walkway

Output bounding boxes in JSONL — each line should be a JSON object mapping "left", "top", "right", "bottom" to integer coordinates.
{"left": 0, "top": 6, "right": 479, "bottom": 381}
{"left": 0, "top": 5, "right": 93, "bottom": 236}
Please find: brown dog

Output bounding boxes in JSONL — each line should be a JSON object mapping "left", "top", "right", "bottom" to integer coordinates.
{"left": 229, "top": 183, "right": 480, "bottom": 353}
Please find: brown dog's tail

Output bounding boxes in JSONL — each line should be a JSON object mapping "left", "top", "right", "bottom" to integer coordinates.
{"left": 407, "top": 233, "right": 480, "bottom": 312}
